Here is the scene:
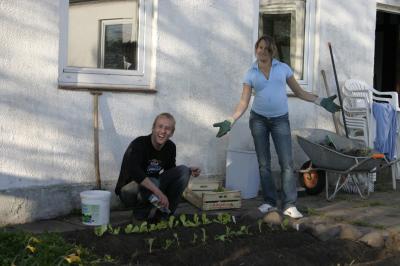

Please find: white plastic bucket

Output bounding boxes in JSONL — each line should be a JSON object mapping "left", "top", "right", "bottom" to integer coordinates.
{"left": 226, "top": 149, "right": 260, "bottom": 199}
{"left": 80, "top": 190, "right": 111, "bottom": 226}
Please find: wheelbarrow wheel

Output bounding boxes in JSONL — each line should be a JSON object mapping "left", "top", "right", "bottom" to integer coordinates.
{"left": 299, "top": 160, "right": 325, "bottom": 195}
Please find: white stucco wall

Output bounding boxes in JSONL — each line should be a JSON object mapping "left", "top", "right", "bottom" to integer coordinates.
{"left": 0, "top": 0, "right": 398, "bottom": 225}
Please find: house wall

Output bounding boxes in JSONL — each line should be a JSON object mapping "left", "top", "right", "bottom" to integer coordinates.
{"left": 0, "top": 0, "right": 397, "bottom": 225}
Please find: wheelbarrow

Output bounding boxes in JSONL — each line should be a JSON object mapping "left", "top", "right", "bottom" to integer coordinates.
{"left": 295, "top": 128, "right": 400, "bottom": 201}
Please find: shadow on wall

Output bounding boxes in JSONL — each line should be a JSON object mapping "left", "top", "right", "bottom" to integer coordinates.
{"left": 0, "top": 172, "right": 122, "bottom": 226}
{"left": 151, "top": 0, "right": 255, "bottom": 174}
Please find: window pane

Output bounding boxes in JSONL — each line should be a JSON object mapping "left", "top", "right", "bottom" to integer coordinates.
{"left": 68, "top": 0, "right": 138, "bottom": 70}
{"left": 262, "top": 14, "right": 291, "bottom": 67}
{"left": 103, "top": 23, "right": 137, "bottom": 70}
{"left": 259, "top": 0, "right": 306, "bottom": 80}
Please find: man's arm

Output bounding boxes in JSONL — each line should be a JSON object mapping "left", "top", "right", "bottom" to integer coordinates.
{"left": 140, "top": 177, "right": 169, "bottom": 208}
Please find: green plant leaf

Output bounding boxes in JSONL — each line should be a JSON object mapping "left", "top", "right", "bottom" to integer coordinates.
{"left": 145, "top": 238, "right": 155, "bottom": 253}
{"left": 163, "top": 239, "right": 174, "bottom": 250}
{"left": 149, "top": 224, "right": 157, "bottom": 232}
{"left": 173, "top": 233, "right": 180, "bottom": 247}
{"left": 201, "top": 213, "right": 212, "bottom": 225}
{"left": 213, "top": 213, "right": 232, "bottom": 225}
{"left": 132, "top": 225, "right": 140, "bottom": 233}
{"left": 214, "top": 234, "right": 226, "bottom": 241}
{"left": 139, "top": 221, "right": 148, "bottom": 233}
{"left": 200, "top": 228, "right": 207, "bottom": 243}
{"left": 179, "top": 214, "right": 189, "bottom": 227}
{"left": 94, "top": 225, "right": 108, "bottom": 237}
{"left": 156, "top": 220, "right": 168, "bottom": 230}
{"left": 124, "top": 224, "right": 133, "bottom": 234}
{"left": 192, "top": 213, "right": 200, "bottom": 225}
{"left": 257, "top": 219, "right": 263, "bottom": 233}
{"left": 110, "top": 227, "right": 120, "bottom": 235}
{"left": 191, "top": 233, "right": 198, "bottom": 244}
{"left": 281, "top": 218, "right": 290, "bottom": 231}
{"left": 168, "top": 216, "right": 176, "bottom": 229}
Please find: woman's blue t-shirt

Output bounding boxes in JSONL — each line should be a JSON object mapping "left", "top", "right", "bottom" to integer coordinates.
{"left": 243, "top": 59, "right": 293, "bottom": 117}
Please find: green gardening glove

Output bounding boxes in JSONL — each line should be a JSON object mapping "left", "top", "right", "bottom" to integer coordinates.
{"left": 213, "top": 118, "right": 234, "bottom": 138}
{"left": 319, "top": 95, "right": 341, "bottom": 113}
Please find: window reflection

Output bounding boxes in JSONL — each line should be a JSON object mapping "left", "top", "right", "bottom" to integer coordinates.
{"left": 68, "top": 0, "right": 138, "bottom": 70}
{"left": 259, "top": 0, "right": 306, "bottom": 80}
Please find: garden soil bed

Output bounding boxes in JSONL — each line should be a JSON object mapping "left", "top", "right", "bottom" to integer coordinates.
{"left": 62, "top": 216, "right": 400, "bottom": 266}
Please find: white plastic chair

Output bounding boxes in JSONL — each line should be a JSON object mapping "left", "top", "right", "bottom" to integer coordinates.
{"left": 341, "top": 96, "right": 371, "bottom": 147}
{"left": 342, "top": 79, "right": 399, "bottom": 190}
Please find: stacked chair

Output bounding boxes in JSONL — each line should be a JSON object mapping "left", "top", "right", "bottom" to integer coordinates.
{"left": 340, "top": 79, "right": 399, "bottom": 191}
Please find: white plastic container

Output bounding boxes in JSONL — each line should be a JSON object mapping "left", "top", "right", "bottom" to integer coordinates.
{"left": 226, "top": 149, "right": 260, "bottom": 199}
{"left": 80, "top": 190, "right": 111, "bottom": 226}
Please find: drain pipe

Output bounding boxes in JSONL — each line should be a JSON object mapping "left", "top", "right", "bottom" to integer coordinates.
{"left": 91, "top": 91, "right": 102, "bottom": 190}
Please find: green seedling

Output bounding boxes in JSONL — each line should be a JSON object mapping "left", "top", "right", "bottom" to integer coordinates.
{"left": 200, "top": 228, "right": 207, "bottom": 243}
{"left": 257, "top": 219, "right": 263, "bottom": 233}
{"left": 225, "top": 226, "right": 234, "bottom": 237}
{"left": 156, "top": 220, "right": 168, "bottom": 230}
{"left": 179, "top": 214, "right": 190, "bottom": 227}
{"left": 201, "top": 213, "right": 212, "bottom": 225}
{"left": 237, "top": 225, "right": 251, "bottom": 236}
{"left": 148, "top": 223, "right": 157, "bottom": 232}
{"left": 281, "top": 218, "right": 290, "bottom": 231}
{"left": 213, "top": 213, "right": 231, "bottom": 224}
{"left": 173, "top": 233, "right": 180, "bottom": 247}
{"left": 214, "top": 234, "right": 227, "bottom": 242}
{"left": 107, "top": 225, "right": 120, "bottom": 235}
{"left": 145, "top": 238, "right": 155, "bottom": 253}
{"left": 94, "top": 225, "right": 108, "bottom": 237}
{"left": 215, "top": 226, "right": 235, "bottom": 242}
{"left": 163, "top": 239, "right": 174, "bottom": 250}
{"left": 124, "top": 224, "right": 139, "bottom": 234}
{"left": 168, "top": 216, "right": 176, "bottom": 229}
{"left": 184, "top": 215, "right": 201, "bottom": 228}
{"left": 191, "top": 213, "right": 201, "bottom": 227}
{"left": 191, "top": 233, "right": 198, "bottom": 244}
{"left": 109, "top": 226, "right": 120, "bottom": 235}
{"left": 139, "top": 221, "right": 148, "bottom": 233}
{"left": 103, "top": 254, "right": 115, "bottom": 263}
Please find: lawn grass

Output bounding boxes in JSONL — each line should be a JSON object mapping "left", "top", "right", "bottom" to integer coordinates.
{"left": 0, "top": 229, "right": 103, "bottom": 266}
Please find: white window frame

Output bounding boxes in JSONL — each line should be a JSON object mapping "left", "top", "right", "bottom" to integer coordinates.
{"left": 256, "top": 0, "right": 315, "bottom": 92}
{"left": 58, "top": 0, "right": 157, "bottom": 91}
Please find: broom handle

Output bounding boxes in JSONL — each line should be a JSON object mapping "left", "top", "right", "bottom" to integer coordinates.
{"left": 328, "top": 42, "right": 349, "bottom": 138}
{"left": 321, "top": 70, "right": 340, "bottom": 134}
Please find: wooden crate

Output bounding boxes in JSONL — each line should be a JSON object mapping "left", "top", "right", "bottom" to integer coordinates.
{"left": 187, "top": 179, "right": 222, "bottom": 191}
{"left": 184, "top": 179, "right": 241, "bottom": 210}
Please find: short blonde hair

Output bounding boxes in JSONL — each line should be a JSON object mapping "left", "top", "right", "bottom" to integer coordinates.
{"left": 152, "top": 113, "right": 176, "bottom": 133}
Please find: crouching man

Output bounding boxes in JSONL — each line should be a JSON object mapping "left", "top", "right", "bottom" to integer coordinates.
{"left": 115, "top": 113, "right": 201, "bottom": 221}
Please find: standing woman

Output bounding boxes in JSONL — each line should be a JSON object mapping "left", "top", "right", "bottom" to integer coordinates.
{"left": 213, "top": 35, "right": 339, "bottom": 218}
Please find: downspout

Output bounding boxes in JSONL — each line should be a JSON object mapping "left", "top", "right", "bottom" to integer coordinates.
{"left": 91, "top": 91, "right": 102, "bottom": 189}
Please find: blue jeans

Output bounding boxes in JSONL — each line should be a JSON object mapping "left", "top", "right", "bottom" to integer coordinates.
{"left": 249, "top": 111, "right": 297, "bottom": 210}
{"left": 119, "top": 165, "right": 190, "bottom": 219}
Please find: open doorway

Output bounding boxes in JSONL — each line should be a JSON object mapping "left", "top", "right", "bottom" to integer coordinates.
{"left": 374, "top": 10, "right": 400, "bottom": 93}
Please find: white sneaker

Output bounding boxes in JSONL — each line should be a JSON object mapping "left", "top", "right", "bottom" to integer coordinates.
{"left": 283, "top": 206, "right": 303, "bottom": 219}
{"left": 258, "top": 203, "right": 277, "bottom": 213}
